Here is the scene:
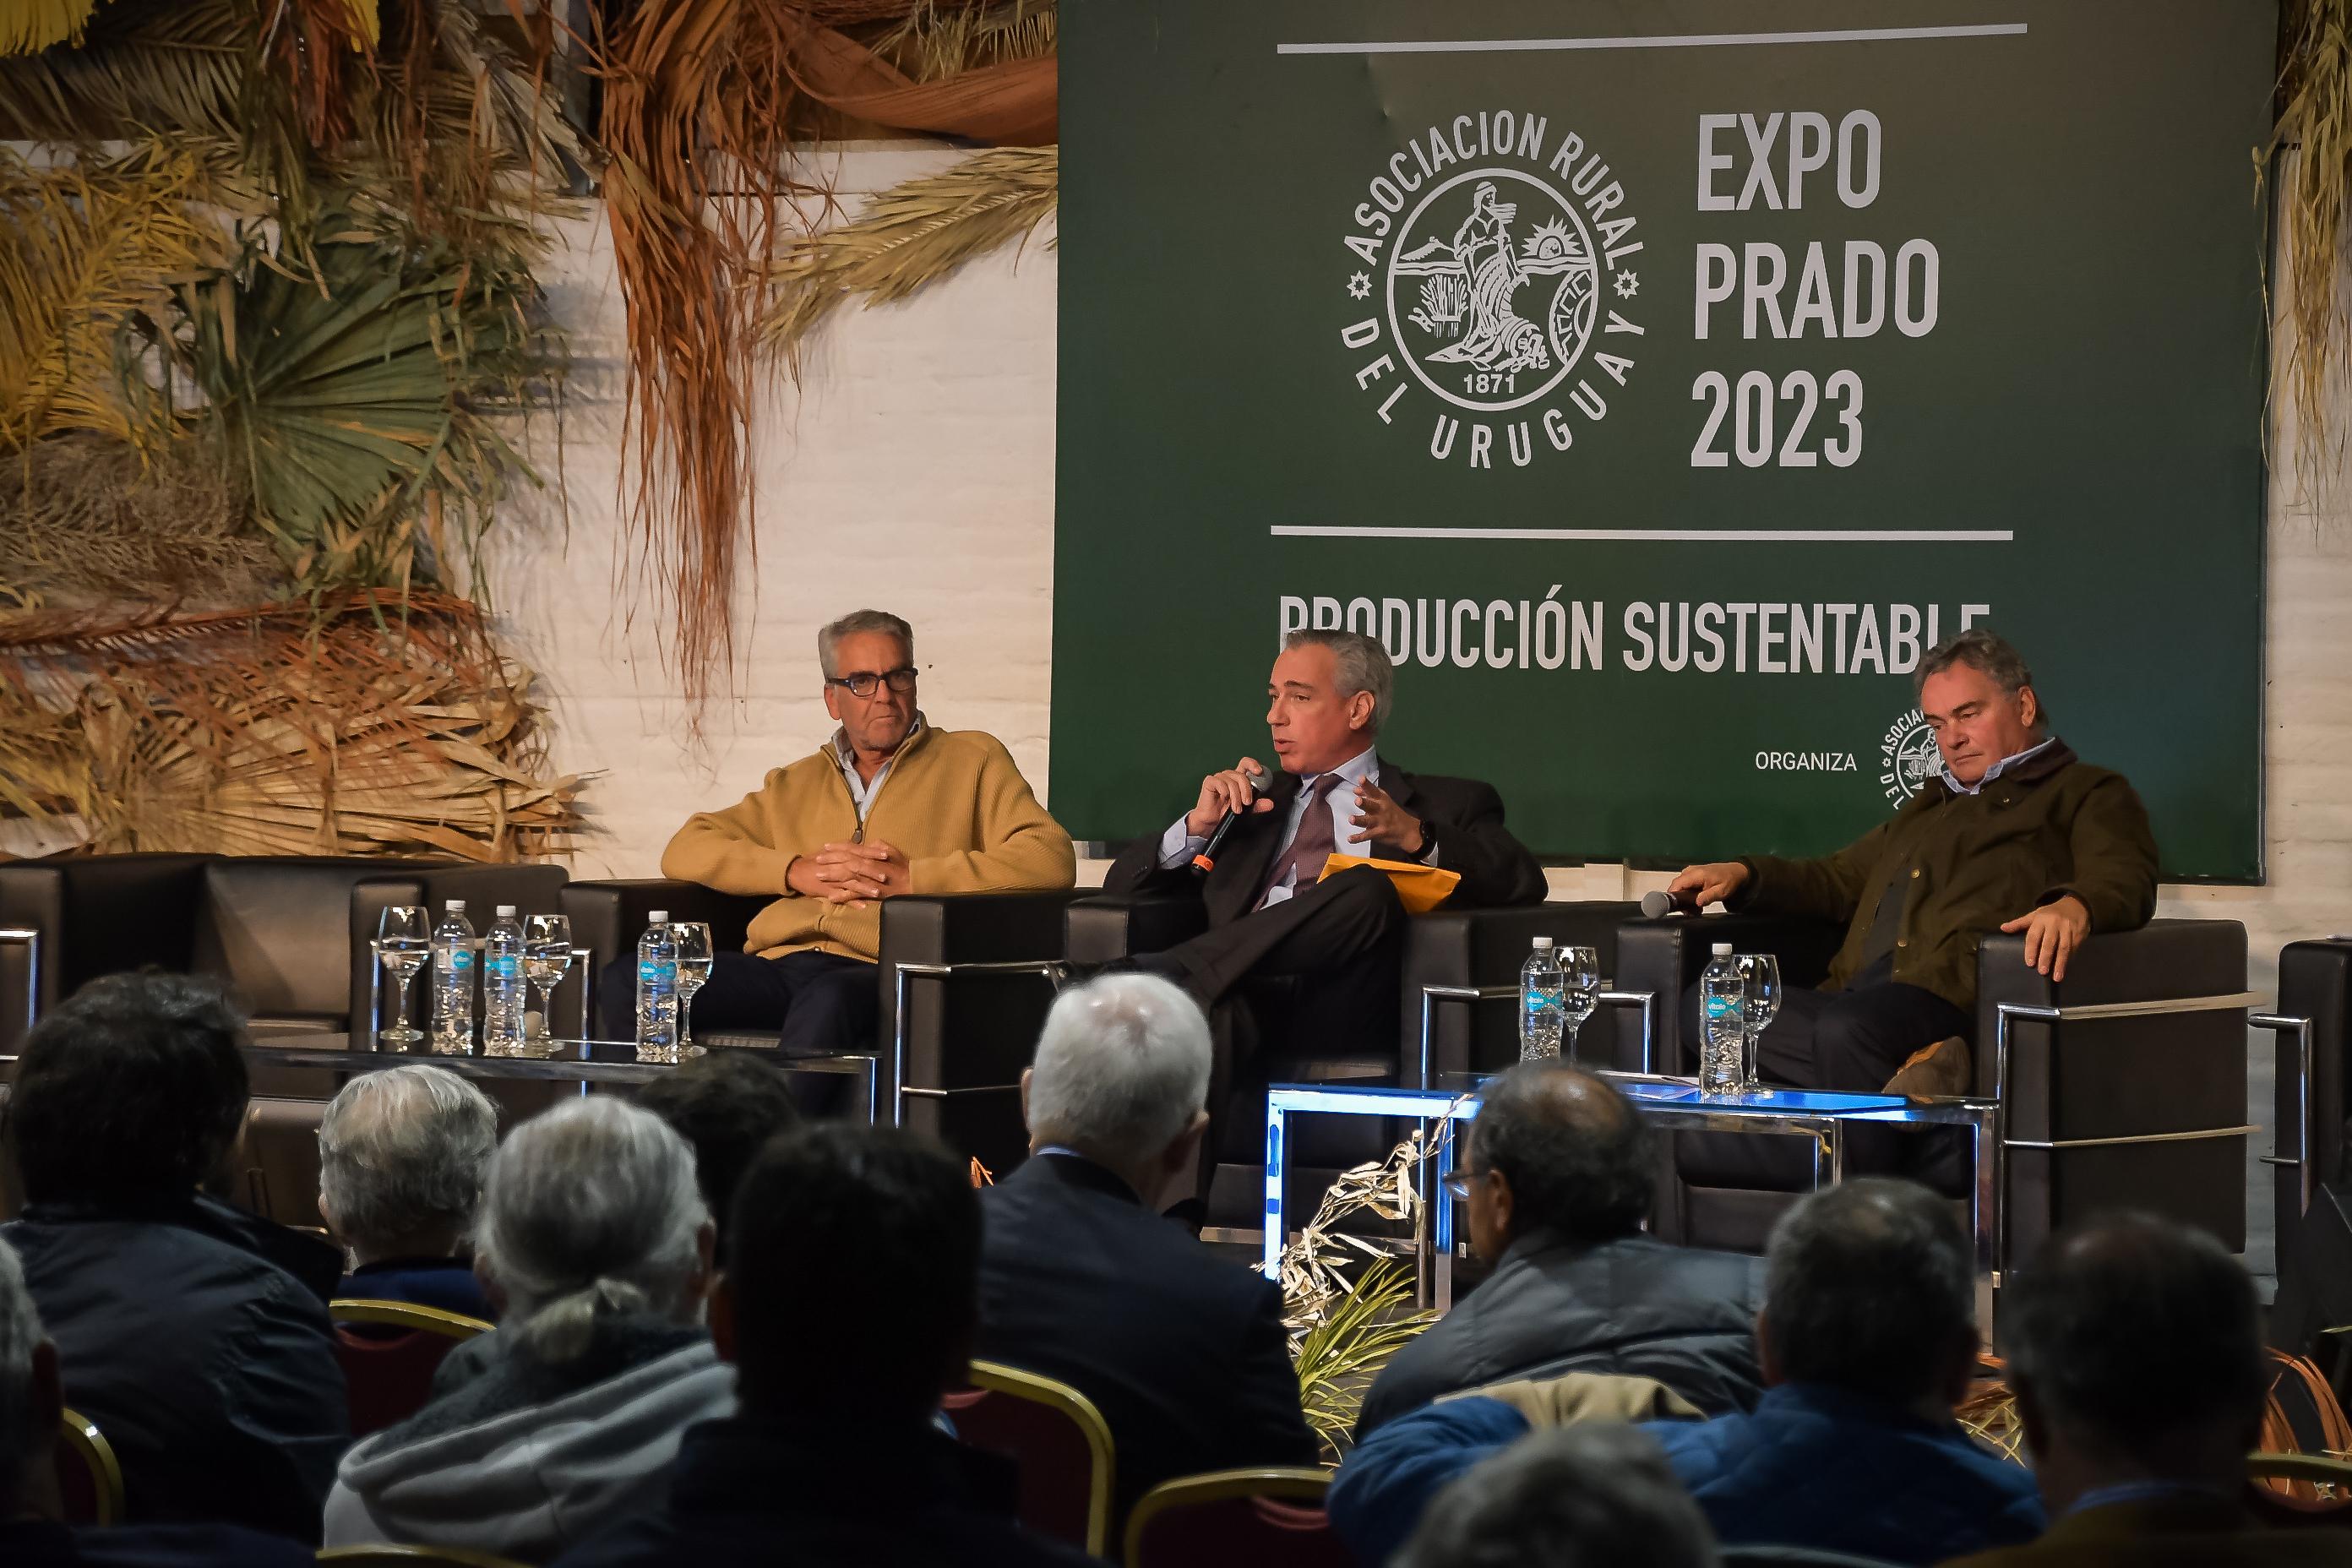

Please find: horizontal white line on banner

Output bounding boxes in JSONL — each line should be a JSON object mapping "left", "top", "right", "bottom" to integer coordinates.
{"left": 1276, "top": 24, "right": 2028, "bottom": 56}
{"left": 1269, "top": 526, "right": 2016, "bottom": 542}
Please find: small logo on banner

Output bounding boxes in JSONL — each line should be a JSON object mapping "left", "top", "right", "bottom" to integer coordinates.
{"left": 1341, "top": 112, "right": 1645, "bottom": 468}
{"left": 1879, "top": 708, "right": 1943, "bottom": 807}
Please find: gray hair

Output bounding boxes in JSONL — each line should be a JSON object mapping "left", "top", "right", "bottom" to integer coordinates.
{"left": 318, "top": 1065, "right": 498, "bottom": 1255}
{"left": 1026, "top": 974, "right": 1211, "bottom": 1159}
{"left": 1916, "top": 627, "right": 2045, "bottom": 725}
{"left": 1282, "top": 628, "right": 1394, "bottom": 733}
{"left": 817, "top": 609, "right": 913, "bottom": 678}
{"left": 1394, "top": 1424, "right": 1718, "bottom": 1568}
{"left": 1764, "top": 1177, "right": 1974, "bottom": 1402}
{"left": 0, "top": 1241, "right": 45, "bottom": 1509}
{"left": 474, "top": 1098, "right": 708, "bottom": 1364}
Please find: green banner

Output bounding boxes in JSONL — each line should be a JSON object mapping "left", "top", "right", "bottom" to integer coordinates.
{"left": 1053, "top": 0, "right": 2271, "bottom": 878}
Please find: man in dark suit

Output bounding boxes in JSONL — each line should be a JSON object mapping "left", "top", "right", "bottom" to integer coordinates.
{"left": 976, "top": 974, "right": 1320, "bottom": 1522}
{"left": 1103, "top": 629, "right": 1545, "bottom": 1190}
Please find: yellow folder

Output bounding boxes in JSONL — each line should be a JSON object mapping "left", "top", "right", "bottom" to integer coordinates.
{"left": 1317, "top": 852, "right": 1463, "bottom": 914}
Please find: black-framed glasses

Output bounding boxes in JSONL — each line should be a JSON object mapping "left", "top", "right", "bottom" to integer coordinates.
{"left": 827, "top": 666, "right": 918, "bottom": 698}
{"left": 1440, "top": 1168, "right": 1478, "bottom": 1202}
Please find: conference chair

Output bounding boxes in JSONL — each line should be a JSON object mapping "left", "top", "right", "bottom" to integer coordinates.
{"left": 1612, "top": 913, "right": 2253, "bottom": 1262}
{"left": 56, "top": 1407, "right": 123, "bottom": 1527}
{"left": 2265, "top": 940, "right": 2352, "bottom": 1358}
{"left": 1063, "top": 890, "right": 1641, "bottom": 1232}
{"left": 559, "top": 880, "right": 1082, "bottom": 1173}
{"left": 941, "top": 1359, "right": 1115, "bottom": 1558}
{"left": 331, "top": 1299, "right": 496, "bottom": 1436}
{"left": 1123, "top": 1467, "right": 1345, "bottom": 1568}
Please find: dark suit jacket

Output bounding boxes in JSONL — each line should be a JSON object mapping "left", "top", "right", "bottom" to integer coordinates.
{"left": 974, "top": 1153, "right": 1320, "bottom": 1518}
{"left": 1103, "top": 757, "right": 1546, "bottom": 921}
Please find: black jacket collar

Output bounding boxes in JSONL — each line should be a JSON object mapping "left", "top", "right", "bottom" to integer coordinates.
{"left": 1012, "top": 1150, "right": 1143, "bottom": 1207}
{"left": 22, "top": 1190, "right": 344, "bottom": 1302}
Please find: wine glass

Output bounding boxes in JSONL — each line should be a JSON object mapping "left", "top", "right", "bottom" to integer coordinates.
{"left": 376, "top": 906, "right": 430, "bottom": 1048}
{"left": 523, "top": 913, "right": 574, "bottom": 1053}
{"left": 1736, "top": 952, "right": 1782, "bottom": 1092}
{"left": 672, "top": 921, "right": 714, "bottom": 1057}
{"left": 1559, "top": 945, "right": 1601, "bottom": 1064}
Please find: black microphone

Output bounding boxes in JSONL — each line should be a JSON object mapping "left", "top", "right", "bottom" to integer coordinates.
{"left": 1191, "top": 765, "right": 1274, "bottom": 874}
{"left": 1641, "top": 889, "right": 1700, "bottom": 918}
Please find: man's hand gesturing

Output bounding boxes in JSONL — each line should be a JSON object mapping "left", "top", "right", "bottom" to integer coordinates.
{"left": 1666, "top": 861, "right": 1750, "bottom": 911}
{"left": 1185, "top": 757, "right": 1275, "bottom": 838}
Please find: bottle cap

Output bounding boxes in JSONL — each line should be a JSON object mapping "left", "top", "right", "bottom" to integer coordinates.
{"left": 446, "top": 900, "right": 466, "bottom": 912}
{"left": 1712, "top": 942, "right": 1734, "bottom": 956}
{"left": 649, "top": 910, "right": 668, "bottom": 923}
{"left": 1531, "top": 935, "right": 1554, "bottom": 950}
{"left": 495, "top": 905, "right": 517, "bottom": 917}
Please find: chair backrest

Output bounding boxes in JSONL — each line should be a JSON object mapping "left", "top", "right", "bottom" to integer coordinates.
{"left": 2247, "top": 1452, "right": 2352, "bottom": 1526}
{"left": 1124, "top": 1467, "right": 1341, "bottom": 1568}
{"left": 330, "top": 1298, "right": 495, "bottom": 1436}
{"left": 943, "top": 1359, "right": 1115, "bottom": 1557}
{"left": 317, "top": 1546, "right": 533, "bottom": 1566}
{"left": 55, "top": 1407, "right": 122, "bottom": 1526}
{"left": 194, "top": 856, "right": 419, "bottom": 1020}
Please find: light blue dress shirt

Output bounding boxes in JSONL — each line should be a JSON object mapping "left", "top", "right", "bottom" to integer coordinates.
{"left": 1938, "top": 734, "right": 2058, "bottom": 798}
{"left": 1157, "top": 746, "right": 1390, "bottom": 906}
{"left": 827, "top": 713, "right": 924, "bottom": 824}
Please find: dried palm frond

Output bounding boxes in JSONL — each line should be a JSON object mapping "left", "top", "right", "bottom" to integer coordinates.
{"left": 0, "top": 0, "right": 97, "bottom": 56}
{"left": 1955, "top": 1354, "right": 2027, "bottom": 1466}
{"left": 764, "top": 145, "right": 1056, "bottom": 373}
{"left": 0, "top": 432, "right": 276, "bottom": 609}
{"left": 1293, "top": 1259, "right": 1435, "bottom": 1458}
{"left": 869, "top": 0, "right": 1055, "bottom": 84}
{"left": 2268, "top": 0, "right": 2352, "bottom": 502}
{"left": 0, "top": 594, "right": 583, "bottom": 861}
{"left": 0, "top": 0, "right": 256, "bottom": 144}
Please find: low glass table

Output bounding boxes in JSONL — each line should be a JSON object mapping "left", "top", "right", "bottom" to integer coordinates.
{"left": 1265, "top": 1071, "right": 1998, "bottom": 1312}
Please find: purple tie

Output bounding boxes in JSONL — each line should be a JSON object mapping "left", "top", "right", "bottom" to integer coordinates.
{"left": 1260, "top": 775, "right": 1342, "bottom": 909}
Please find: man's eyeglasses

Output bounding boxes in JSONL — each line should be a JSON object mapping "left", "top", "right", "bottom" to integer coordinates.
{"left": 1440, "top": 1168, "right": 1479, "bottom": 1202}
{"left": 826, "top": 667, "right": 918, "bottom": 698}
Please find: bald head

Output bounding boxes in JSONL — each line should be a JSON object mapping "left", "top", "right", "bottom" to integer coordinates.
{"left": 1468, "top": 1064, "right": 1652, "bottom": 1246}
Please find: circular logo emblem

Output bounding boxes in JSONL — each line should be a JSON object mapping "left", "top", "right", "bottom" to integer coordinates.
{"left": 1388, "top": 169, "right": 1599, "bottom": 413}
{"left": 1879, "top": 708, "right": 1944, "bottom": 807}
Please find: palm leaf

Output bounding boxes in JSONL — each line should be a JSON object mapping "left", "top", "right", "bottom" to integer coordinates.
{"left": 0, "top": 0, "right": 98, "bottom": 56}
{"left": 1293, "top": 1259, "right": 1437, "bottom": 1458}
{"left": 0, "top": 0, "right": 256, "bottom": 142}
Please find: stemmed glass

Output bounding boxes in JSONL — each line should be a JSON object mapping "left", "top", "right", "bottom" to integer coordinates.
{"left": 1559, "top": 945, "right": 1601, "bottom": 1064}
{"left": 523, "top": 914, "right": 574, "bottom": 1054}
{"left": 376, "top": 906, "right": 429, "bottom": 1048}
{"left": 672, "top": 921, "right": 714, "bottom": 1057}
{"left": 1736, "top": 953, "right": 1782, "bottom": 1092}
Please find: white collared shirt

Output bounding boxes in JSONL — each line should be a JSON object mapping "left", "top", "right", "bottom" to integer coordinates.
{"left": 1157, "top": 746, "right": 1386, "bottom": 906}
{"left": 1940, "top": 735, "right": 2057, "bottom": 798}
{"left": 828, "top": 712, "right": 925, "bottom": 823}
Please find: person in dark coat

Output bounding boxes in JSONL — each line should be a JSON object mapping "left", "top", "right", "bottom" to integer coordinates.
{"left": 551, "top": 1124, "right": 1094, "bottom": 1568}
{"left": 0, "top": 1233, "right": 313, "bottom": 1568}
{"left": 318, "top": 1064, "right": 498, "bottom": 1322}
{"left": 1357, "top": 1063, "right": 1761, "bottom": 1438}
{"left": 0, "top": 973, "right": 349, "bottom": 1544}
{"left": 975, "top": 974, "right": 1320, "bottom": 1522}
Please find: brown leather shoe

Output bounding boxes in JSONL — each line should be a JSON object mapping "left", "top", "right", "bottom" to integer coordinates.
{"left": 1882, "top": 1035, "right": 1973, "bottom": 1099}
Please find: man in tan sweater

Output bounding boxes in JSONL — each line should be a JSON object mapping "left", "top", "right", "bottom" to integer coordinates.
{"left": 623, "top": 610, "right": 1075, "bottom": 1058}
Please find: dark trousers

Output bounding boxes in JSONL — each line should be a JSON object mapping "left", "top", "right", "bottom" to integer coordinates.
{"left": 1134, "top": 867, "right": 1408, "bottom": 1200}
{"left": 1679, "top": 977, "right": 1973, "bottom": 1091}
{"left": 597, "top": 948, "right": 879, "bottom": 1059}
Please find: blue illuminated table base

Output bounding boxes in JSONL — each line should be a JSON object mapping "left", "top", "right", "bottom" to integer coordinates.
{"left": 1264, "top": 1075, "right": 1999, "bottom": 1314}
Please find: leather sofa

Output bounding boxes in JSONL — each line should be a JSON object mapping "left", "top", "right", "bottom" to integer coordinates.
{"left": 1614, "top": 912, "right": 2253, "bottom": 1263}
{"left": 559, "top": 880, "right": 1083, "bottom": 1175}
{"left": 2267, "top": 939, "right": 2352, "bottom": 1389}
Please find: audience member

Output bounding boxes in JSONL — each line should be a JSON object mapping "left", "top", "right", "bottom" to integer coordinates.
{"left": 1947, "top": 1211, "right": 2343, "bottom": 1566}
{"left": 317, "top": 1065, "right": 498, "bottom": 1320}
{"left": 552, "top": 1123, "right": 1096, "bottom": 1567}
{"left": 1391, "top": 1424, "right": 1719, "bottom": 1568}
{"left": 975, "top": 975, "right": 1318, "bottom": 1518}
{"left": 631, "top": 1049, "right": 800, "bottom": 1263}
{"left": 323, "top": 1098, "right": 726, "bottom": 1563}
{"left": 0, "top": 1236, "right": 313, "bottom": 1566}
{"left": 1355, "top": 1063, "right": 1760, "bottom": 1436}
{"left": 1, "top": 973, "right": 348, "bottom": 1542}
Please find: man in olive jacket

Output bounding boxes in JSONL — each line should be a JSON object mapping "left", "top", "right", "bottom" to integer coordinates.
{"left": 1668, "top": 629, "right": 2158, "bottom": 1097}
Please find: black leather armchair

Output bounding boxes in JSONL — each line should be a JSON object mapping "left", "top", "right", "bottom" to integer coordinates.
{"left": 559, "top": 879, "right": 1082, "bottom": 1173}
{"left": 1614, "top": 912, "right": 2253, "bottom": 1261}
{"left": 2266, "top": 939, "right": 2352, "bottom": 1378}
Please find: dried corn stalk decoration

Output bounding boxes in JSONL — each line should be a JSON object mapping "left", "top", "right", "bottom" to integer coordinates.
{"left": 2268, "top": 0, "right": 2352, "bottom": 503}
{"left": 0, "top": 594, "right": 582, "bottom": 862}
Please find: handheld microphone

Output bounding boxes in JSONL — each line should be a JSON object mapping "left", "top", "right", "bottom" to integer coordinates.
{"left": 1192, "top": 765, "right": 1274, "bottom": 874}
{"left": 1641, "top": 889, "right": 1700, "bottom": 919}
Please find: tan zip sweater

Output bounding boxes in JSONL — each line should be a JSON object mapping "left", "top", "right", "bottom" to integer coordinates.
{"left": 659, "top": 726, "right": 1075, "bottom": 962}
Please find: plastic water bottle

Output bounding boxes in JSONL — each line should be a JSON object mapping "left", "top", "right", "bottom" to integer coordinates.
{"left": 482, "top": 905, "right": 528, "bottom": 1055}
{"left": 1700, "top": 942, "right": 1745, "bottom": 1094}
{"left": 1520, "top": 935, "right": 1565, "bottom": 1062}
{"left": 635, "top": 911, "right": 679, "bottom": 1062}
{"left": 429, "top": 901, "right": 476, "bottom": 1054}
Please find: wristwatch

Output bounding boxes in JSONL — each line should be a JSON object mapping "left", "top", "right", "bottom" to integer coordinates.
{"left": 1404, "top": 819, "right": 1437, "bottom": 862}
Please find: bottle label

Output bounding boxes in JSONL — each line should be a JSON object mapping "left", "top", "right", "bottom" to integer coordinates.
{"left": 1704, "top": 994, "right": 1740, "bottom": 1021}
{"left": 638, "top": 961, "right": 674, "bottom": 990}
{"left": 487, "top": 955, "right": 520, "bottom": 982}
{"left": 444, "top": 950, "right": 474, "bottom": 972}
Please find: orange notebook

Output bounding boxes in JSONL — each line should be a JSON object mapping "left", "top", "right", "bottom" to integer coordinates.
{"left": 1317, "top": 853, "right": 1463, "bottom": 914}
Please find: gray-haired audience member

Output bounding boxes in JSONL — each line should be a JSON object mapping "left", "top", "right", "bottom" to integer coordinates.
{"left": 1945, "top": 1212, "right": 2342, "bottom": 1567}
{"left": 1356, "top": 1063, "right": 1761, "bottom": 1435}
{"left": 323, "top": 1098, "right": 727, "bottom": 1563}
{"left": 1394, "top": 1424, "right": 1718, "bottom": 1568}
{"left": 973, "top": 974, "right": 1318, "bottom": 1520}
{"left": 318, "top": 1065, "right": 498, "bottom": 1321}
{"left": 0, "top": 1236, "right": 315, "bottom": 1567}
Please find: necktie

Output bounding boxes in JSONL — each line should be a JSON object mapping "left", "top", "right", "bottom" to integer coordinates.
{"left": 1260, "top": 775, "right": 1341, "bottom": 910}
